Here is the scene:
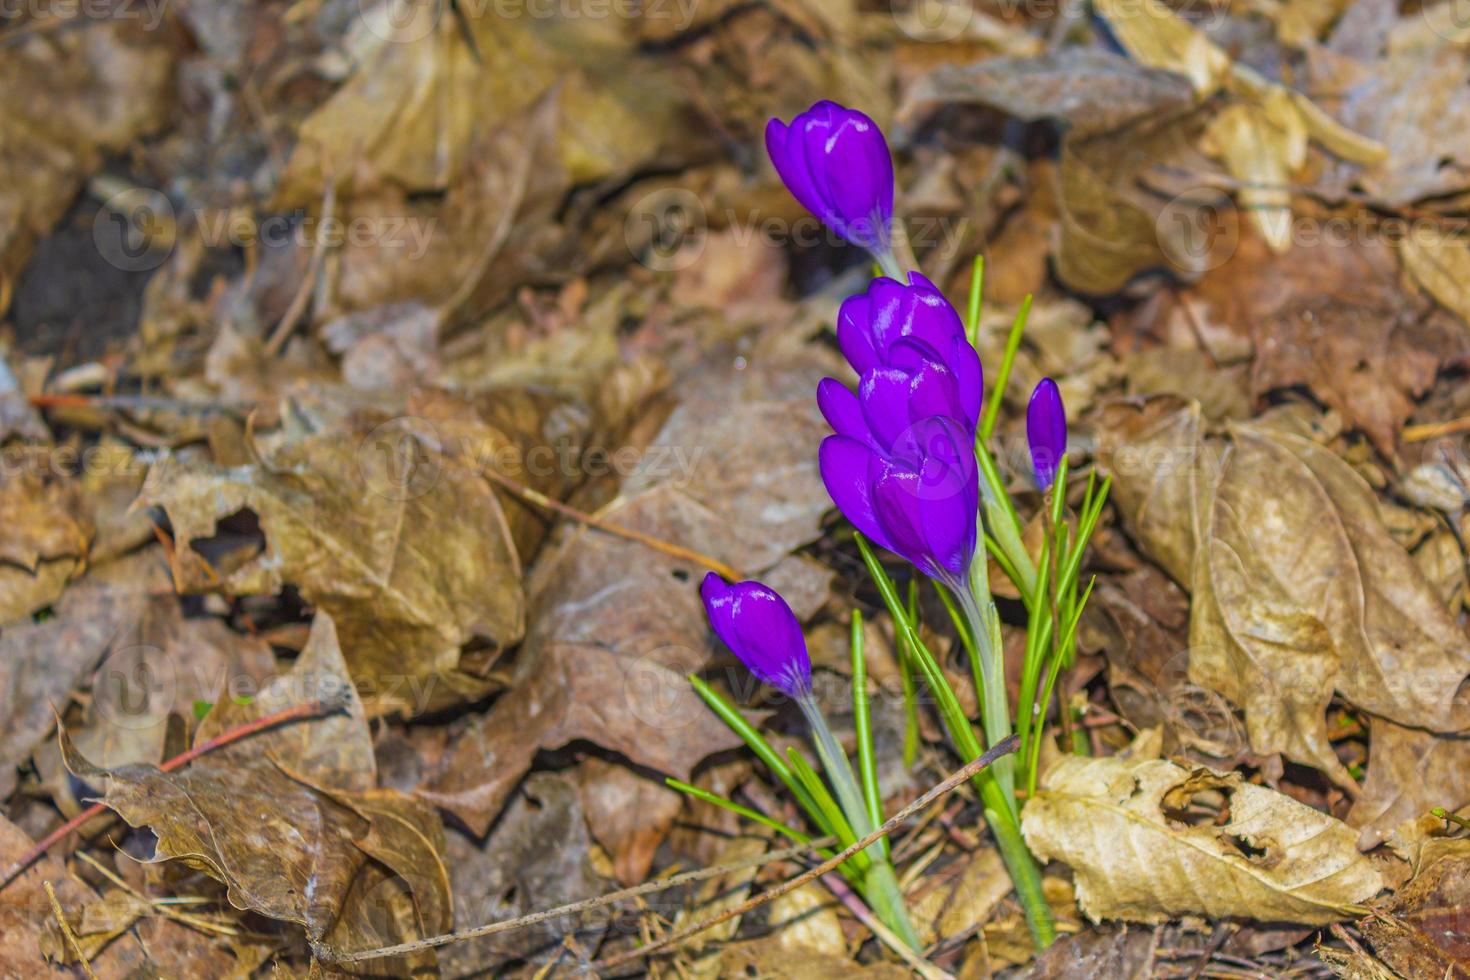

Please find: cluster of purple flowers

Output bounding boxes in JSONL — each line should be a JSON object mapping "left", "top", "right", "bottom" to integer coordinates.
{"left": 700, "top": 100, "right": 1068, "bottom": 698}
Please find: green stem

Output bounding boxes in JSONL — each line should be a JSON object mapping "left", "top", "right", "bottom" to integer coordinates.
{"left": 856, "top": 537, "right": 1054, "bottom": 948}
{"left": 798, "top": 696, "right": 919, "bottom": 949}
{"left": 976, "top": 440, "right": 1036, "bottom": 600}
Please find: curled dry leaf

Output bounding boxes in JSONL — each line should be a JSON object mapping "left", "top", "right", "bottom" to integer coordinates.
{"left": 64, "top": 614, "right": 453, "bottom": 968}
{"left": 140, "top": 410, "right": 532, "bottom": 712}
{"left": 1022, "top": 754, "right": 1385, "bottom": 925}
{"left": 1100, "top": 401, "right": 1470, "bottom": 785}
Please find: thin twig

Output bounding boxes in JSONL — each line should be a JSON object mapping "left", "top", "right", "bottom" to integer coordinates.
{"left": 1403, "top": 416, "right": 1470, "bottom": 442}
{"left": 45, "top": 880, "right": 99, "bottom": 980}
{"left": 479, "top": 467, "right": 744, "bottom": 582}
{"left": 592, "top": 735, "right": 1020, "bottom": 972}
{"left": 264, "top": 181, "right": 337, "bottom": 358}
{"left": 0, "top": 698, "right": 339, "bottom": 894}
{"left": 327, "top": 836, "right": 836, "bottom": 963}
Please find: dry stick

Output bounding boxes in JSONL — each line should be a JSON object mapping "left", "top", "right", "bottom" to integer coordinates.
{"left": 0, "top": 698, "right": 338, "bottom": 894}
{"left": 264, "top": 180, "right": 337, "bottom": 358}
{"left": 332, "top": 736, "right": 1018, "bottom": 967}
{"left": 592, "top": 735, "right": 1020, "bottom": 974}
{"left": 479, "top": 467, "right": 744, "bottom": 583}
{"left": 45, "top": 879, "right": 99, "bottom": 980}
{"left": 1403, "top": 416, "right": 1470, "bottom": 442}
{"left": 328, "top": 836, "right": 838, "bottom": 963}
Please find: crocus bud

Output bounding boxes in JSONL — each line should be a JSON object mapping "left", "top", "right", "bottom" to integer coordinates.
{"left": 837, "top": 274, "right": 981, "bottom": 432}
{"left": 700, "top": 574, "right": 812, "bottom": 699}
{"left": 1026, "top": 377, "right": 1067, "bottom": 492}
{"left": 819, "top": 416, "right": 978, "bottom": 582}
{"left": 765, "top": 101, "right": 894, "bottom": 256}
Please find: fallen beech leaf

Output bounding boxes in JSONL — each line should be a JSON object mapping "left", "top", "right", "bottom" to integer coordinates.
{"left": 1360, "top": 837, "right": 1470, "bottom": 978}
{"left": 1022, "top": 754, "right": 1385, "bottom": 924}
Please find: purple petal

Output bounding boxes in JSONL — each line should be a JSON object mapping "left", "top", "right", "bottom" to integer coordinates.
{"left": 1027, "top": 377, "right": 1067, "bottom": 491}
{"left": 766, "top": 116, "right": 826, "bottom": 224}
{"left": 870, "top": 455, "right": 978, "bottom": 580}
{"left": 836, "top": 292, "right": 882, "bottom": 375}
{"left": 765, "top": 101, "right": 894, "bottom": 252}
{"left": 885, "top": 340, "right": 972, "bottom": 427}
{"left": 819, "top": 435, "right": 895, "bottom": 553}
{"left": 700, "top": 573, "right": 811, "bottom": 697}
{"left": 817, "top": 378, "right": 874, "bottom": 445}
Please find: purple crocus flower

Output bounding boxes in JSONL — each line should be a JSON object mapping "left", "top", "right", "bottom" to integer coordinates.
{"left": 766, "top": 101, "right": 894, "bottom": 258}
{"left": 837, "top": 273, "right": 982, "bottom": 433}
{"left": 1027, "top": 377, "right": 1067, "bottom": 492}
{"left": 819, "top": 414, "right": 978, "bottom": 583}
{"left": 700, "top": 574, "right": 812, "bottom": 699}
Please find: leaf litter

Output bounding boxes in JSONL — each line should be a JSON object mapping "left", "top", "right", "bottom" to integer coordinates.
{"left": 3, "top": 0, "right": 1470, "bottom": 975}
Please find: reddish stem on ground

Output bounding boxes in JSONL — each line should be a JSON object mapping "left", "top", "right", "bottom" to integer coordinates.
{"left": 0, "top": 698, "right": 336, "bottom": 893}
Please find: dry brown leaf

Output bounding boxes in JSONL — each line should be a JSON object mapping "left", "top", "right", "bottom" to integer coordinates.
{"left": 573, "top": 757, "right": 684, "bottom": 887}
{"left": 1018, "top": 925, "right": 1158, "bottom": 979}
{"left": 1022, "top": 754, "right": 1385, "bottom": 924}
{"left": 0, "top": 17, "right": 177, "bottom": 290}
{"left": 1400, "top": 232, "right": 1470, "bottom": 331}
{"left": 439, "top": 772, "right": 614, "bottom": 975}
{"left": 276, "top": 1, "right": 702, "bottom": 205}
{"left": 0, "top": 815, "right": 151, "bottom": 977}
{"left": 139, "top": 411, "right": 528, "bottom": 712}
{"left": 1093, "top": 0, "right": 1233, "bottom": 97}
{"left": 1360, "top": 837, "right": 1470, "bottom": 978}
{"left": 1202, "top": 93, "right": 1305, "bottom": 252}
{"left": 0, "top": 550, "right": 174, "bottom": 800}
{"left": 421, "top": 334, "right": 837, "bottom": 833}
{"left": 67, "top": 614, "right": 452, "bottom": 968}
{"left": 1349, "top": 718, "right": 1470, "bottom": 850}
{"left": 1102, "top": 401, "right": 1470, "bottom": 781}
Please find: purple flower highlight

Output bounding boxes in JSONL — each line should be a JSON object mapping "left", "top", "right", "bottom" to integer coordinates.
{"left": 819, "top": 415, "right": 978, "bottom": 582}
{"left": 700, "top": 574, "right": 812, "bottom": 699}
{"left": 1026, "top": 377, "right": 1067, "bottom": 492}
{"left": 766, "top": 101, "right": 894, "bottom": 256}
{"left": 837, "top": 274, "right": 982, "bottom": 432}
